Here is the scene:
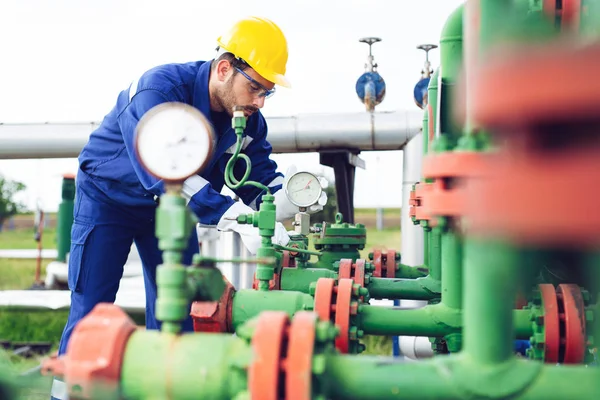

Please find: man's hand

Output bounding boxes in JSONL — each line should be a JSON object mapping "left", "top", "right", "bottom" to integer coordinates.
{"left": 217, "top": 202, "right": 290, "bottom": 255}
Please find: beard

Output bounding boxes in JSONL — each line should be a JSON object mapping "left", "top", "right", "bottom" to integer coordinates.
{"left": 216, "top": 79, "right": 259, "bottom": 118}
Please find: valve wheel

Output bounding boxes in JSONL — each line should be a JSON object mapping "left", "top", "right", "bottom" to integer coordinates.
{"left": 249, "top": 312, "right": 289, "bottom": 400}
{"left": 338, "top": 259, "right": 353, "bottom": 280}
{"left": 540, "top": 283, "right": 560, "bottom": 363}
{"left": 314, "top": 278, "right": 335, "bottom": 322}
{"left": 285, "top": 312, "right": 317, "bottom": 400}
{"left": 556, "top": 284, "right": 587, "bottom": 364}
{"left": 372, "top": 249, "right": 383, "bottom": 277}
{"left": 385, "top": 250, "right": 396, "bottom": 278}
{"left": 353, "top": 259, "right": 366, "bottom": 288}
{"left": 334, "top": 278, "right": 353, "bottom": 353}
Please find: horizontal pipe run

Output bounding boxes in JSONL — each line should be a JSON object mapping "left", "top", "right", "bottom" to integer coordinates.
{"left": 0, "top": 110, "right": 423, "bottom": 159}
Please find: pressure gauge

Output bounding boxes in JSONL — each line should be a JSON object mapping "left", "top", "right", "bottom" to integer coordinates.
{"left": 135, "top": 102, "right": 215, "bottom": 182}
{"left": 285, "top": 171, "right": 323, "bottom": 208}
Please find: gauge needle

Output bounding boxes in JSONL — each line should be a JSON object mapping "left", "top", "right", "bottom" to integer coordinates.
{"left": 304, "top": 179, "right": 313, "bottom": 189}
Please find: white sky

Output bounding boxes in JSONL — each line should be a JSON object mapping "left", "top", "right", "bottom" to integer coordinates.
{"left": 0, "top": 0, "right": 464, "bottom": 211}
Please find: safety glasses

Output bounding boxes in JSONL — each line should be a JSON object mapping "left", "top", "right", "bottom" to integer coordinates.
{"left": 234, "top": 66, "right": 276, "bottom": 99}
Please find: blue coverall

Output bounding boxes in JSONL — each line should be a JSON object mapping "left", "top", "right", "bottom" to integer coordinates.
{"left": 57, "top": 59, "right": 283, "bottom": 356}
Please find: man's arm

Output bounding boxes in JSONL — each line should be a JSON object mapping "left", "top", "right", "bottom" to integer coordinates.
{"left": 118, "top": 89, "right": 235, "bottom": 226}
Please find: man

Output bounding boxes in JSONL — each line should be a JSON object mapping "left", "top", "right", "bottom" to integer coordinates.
{"left": 51, "top": 16, "right": 305, "bottom": 400}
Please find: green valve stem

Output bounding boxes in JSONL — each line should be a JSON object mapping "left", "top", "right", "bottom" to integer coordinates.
{"left": 237, "top": 194, "right": 278, "bottom": 291}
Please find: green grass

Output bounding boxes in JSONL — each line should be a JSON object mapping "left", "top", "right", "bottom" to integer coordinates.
{"left": 0, "top": 228, "right": 56, "bottom": 250}
{"left": 0, "top": 259, "right": 48, "bottom": 290}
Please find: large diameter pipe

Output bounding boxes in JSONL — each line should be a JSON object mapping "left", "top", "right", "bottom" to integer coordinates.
{"left": 0, "top": 110, "right": 423, "bottom": 159}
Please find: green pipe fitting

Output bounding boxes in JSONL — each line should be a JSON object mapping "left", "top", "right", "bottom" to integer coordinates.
{"left": 56, "top": 174, "right": 75, "bottom": 262}
{"left": 154, "top": 190, "right": 197, "bottom": 334}
{"left": 121, "top": 330, "right": 250, "bottom": 400}
{"left": 237, "top": 195, "right": 277, "bottom": 291}
{"left": 311, "top": 214, "right": 366, "bottom": 270}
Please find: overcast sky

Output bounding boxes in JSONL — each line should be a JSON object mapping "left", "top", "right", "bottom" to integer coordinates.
{"left": 0, "top": 0, "right": 464, "bottom": 211}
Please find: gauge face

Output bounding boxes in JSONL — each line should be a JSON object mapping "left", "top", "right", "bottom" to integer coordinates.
{"left": 285, "top": 171, "right": 323, "bottom": 208}
{"left": 135, "top": 103, "right": 214, "bottom": 182}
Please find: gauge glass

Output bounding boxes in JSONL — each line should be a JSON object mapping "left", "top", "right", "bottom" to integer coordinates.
{"left": 285, "top": 171, "right": 323, "bottom": 207}
{"left": 135, "top": 103, "right": 214, "bottom": 182}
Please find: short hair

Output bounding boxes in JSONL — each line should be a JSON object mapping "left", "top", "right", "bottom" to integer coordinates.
{"left": 212, "top": 49, "right": 250, "bottom": 74}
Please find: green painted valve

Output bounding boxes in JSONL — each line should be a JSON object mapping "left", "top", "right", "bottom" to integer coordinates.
{"left": 311, "top": 213, "right": 366, "bottom": 270}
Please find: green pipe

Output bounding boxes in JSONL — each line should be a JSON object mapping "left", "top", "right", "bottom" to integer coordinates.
{"left": 428, "top": 230, "right": 442, "bottom": 281}
{"left": 423, "top": 229, "right": 430, "bottom": 266}
{"left": 359, "top": 304, "right": 460, "bottom": 337}
{"left": 121, "top": 331, "right": 249, "bottom": 400}
{"left": 56, "top": 175, "right": 75, "bottom": 262}
{"left": 426, "top": 68, "right": 439, "bottom": 151}
{"left": 230, "top": 289, "right": 313, "bottom": 331}
{"left": 367, "top": 277, "right": 440, "bottom": 301}
{"left": 440, "top": 230, "right": 463, "bottom": 309}
{"left": 360, "top": 304, "right": 531, "bottom": 339}
{"left": 439, "top": 3, "right": 463, "bottom": 143}
{"left": 280, "top": 267, "right": 438, "bottom": 300}
{"left": 280, "top": 267, "right": 337, "bottom": 292}
{"left": 464, "top": 239, "right": 518, "bottom": 365}
{"left": 395, "top": 263, "right": 429, "bottom": 279}
{"left": 324, "top": 353, "right": 600, "bottom": 400}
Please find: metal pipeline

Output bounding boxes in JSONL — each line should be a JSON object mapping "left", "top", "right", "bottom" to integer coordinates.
{"left": 0, "top": 110, "right": 423, "bottom": 159}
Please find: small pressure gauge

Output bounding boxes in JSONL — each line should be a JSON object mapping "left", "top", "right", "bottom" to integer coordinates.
{"left": 135, "top": 102, "right": 215, "bottom": 182}
{"left": 285, "top": 171, "right": 323, "bottom": 208}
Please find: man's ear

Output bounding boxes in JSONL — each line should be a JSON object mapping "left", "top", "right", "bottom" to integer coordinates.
{"left": 215, "top": 59, "right": 232, "bottom": 82}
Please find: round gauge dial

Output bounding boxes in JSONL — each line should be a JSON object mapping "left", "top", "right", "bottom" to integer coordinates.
{"left": 285, "top": 171, "right": 323, "bottom": 208}
{"left": 135, "top": 102, "right": 214, "bottom": 182}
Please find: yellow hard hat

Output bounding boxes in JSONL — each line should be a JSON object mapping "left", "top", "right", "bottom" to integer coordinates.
{"left": 217, "top": 16, "right": 291, "bottom": 88}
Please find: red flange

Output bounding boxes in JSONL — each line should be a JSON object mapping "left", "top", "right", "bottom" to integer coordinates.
{"left": 385, "top": 250, "right": 396, "bottom": 278}
{"left": 557, "top": 284, "right": 587, "bottom": 364}
{"left": 338, "top": 259, "right": 353, "bottom": 280}
{"left": 41, "top": 304, "right": 137, "bottom": 399}
{"left": 334, "top": 278, "right": 353, "bottom": 353}
{"left": 353, "top": 259, "right": 366, "bottom": 288}
{"left": 249, "top": 311, "right": 289, "bottom": 400}
{"left": 372, "top": 249, "right": 383, "bottom": 278}
{"left": 314, "top": 278, "right": 335, "bottom": 322}
{"left": 539, "top": 284, "right": 560, "bottom": 363}
{"left": 285, "top": 311, "right": 317, "bottom": 400}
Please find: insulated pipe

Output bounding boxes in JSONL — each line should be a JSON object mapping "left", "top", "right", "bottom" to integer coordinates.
{"left": 401, "top": 132, "right": 425, "bottom": 267}
{"left": 0, "top": 111, "right": 423, "bottom": 159}
{"left": 398, "top": 336, "right": 435, "bottom": 359}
